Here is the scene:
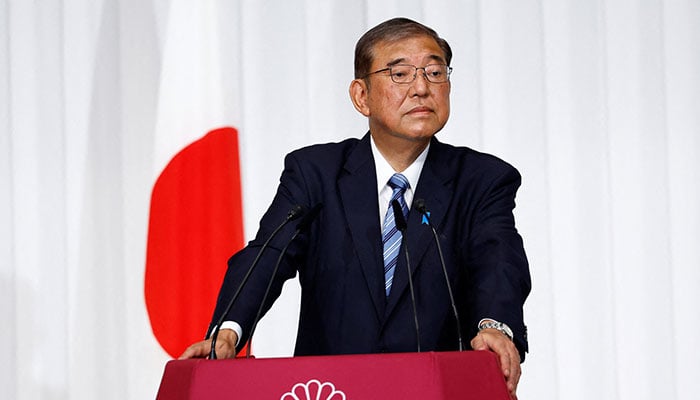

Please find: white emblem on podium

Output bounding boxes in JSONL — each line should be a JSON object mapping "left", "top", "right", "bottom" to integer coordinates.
{"left": 280, "top": 379, "right": 347, "bottom": 400}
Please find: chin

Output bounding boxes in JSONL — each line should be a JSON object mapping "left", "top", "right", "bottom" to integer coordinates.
{"left": 405, "top": 125, "right": 444, "bottom": 141}
{"left": 396, "top": 132, "right": 436, "bottom": 143}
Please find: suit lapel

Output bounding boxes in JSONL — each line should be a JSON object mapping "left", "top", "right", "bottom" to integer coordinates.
{"left": 338, "top": 133, "right": 385, "bottom": 319}
{"left": 384, "top": 139, "right": 454, "bottom": 318}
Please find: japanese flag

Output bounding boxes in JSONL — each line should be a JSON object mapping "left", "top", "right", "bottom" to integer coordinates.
{"left": 143, "top": 1, "right": 244, "bottom": 358}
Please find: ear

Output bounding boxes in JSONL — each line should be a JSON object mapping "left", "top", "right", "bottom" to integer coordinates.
{"left": 349, "top": 79, "right": 370, "bottom": 117}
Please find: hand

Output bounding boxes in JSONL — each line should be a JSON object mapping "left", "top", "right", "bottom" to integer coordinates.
{"left": 470, "top": 329, "right": 521, "bottom": 398}
{"left": 178, "top": 329, "right": 239, "bottom": 360}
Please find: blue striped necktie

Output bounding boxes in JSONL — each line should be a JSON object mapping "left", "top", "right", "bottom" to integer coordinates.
{"left": 382, "top": 173, "right": 409, "bottom": 296}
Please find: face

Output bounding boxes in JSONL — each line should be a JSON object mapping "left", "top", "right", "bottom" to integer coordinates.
{"left": 350, "top": 35, "right": 451, "bottom": 146}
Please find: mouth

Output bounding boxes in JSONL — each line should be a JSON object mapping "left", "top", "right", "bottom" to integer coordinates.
{"left": 407, "top": 106, "right": 433, "bottom": 115}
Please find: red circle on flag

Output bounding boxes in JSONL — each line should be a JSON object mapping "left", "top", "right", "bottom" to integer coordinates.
{"left": 145, "top": 127, "right": 245, "bottom": 358}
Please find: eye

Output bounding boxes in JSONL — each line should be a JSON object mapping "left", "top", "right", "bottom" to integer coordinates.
{"left": 426, "top": 66, "right": 445, "bottom": 77}
{"left": 390, "top": 65, "right": 414, "bottom": 82}
{"left": 391, "top": 69, "right": 409, "bottom": 78}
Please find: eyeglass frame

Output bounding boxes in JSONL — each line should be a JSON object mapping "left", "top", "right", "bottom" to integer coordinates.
{"left": 362, "top": 63, "right": 453, "bottom": 84}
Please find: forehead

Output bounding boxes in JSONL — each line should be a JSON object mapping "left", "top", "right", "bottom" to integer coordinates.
{"left": 371, "top": 35, "right": 446, "bottom": 67}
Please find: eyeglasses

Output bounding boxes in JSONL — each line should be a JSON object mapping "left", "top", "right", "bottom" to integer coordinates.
{"left": 363, "top": 64, "right": 453, "bottom": 84}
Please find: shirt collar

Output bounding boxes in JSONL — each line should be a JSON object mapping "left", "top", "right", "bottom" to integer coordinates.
{"left": 370, "top": 135, "right": 430, "bottom": 196}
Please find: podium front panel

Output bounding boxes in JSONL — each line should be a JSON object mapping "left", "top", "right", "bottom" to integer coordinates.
{"left": 157, "top": 351, "right": 510, "bottom": 399}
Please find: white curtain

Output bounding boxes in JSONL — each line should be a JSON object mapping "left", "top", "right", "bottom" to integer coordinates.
{"left": 2, "top": 1, "right": 698, "bottom": 399}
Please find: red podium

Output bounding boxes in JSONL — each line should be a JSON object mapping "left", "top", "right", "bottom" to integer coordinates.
{"left": 156, "top": 351, "right": 510, "bottom": 399}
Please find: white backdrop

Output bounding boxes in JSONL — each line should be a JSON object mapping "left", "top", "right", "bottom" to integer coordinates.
{"left": 2, "top": 1, "right": 699, "bottom": 399}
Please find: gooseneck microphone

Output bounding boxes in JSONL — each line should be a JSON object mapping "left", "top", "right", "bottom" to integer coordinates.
{"left": 414, "top": 199, "right": 464, "bottom": 351}
{"left": 391, "top": 199, "right": 421, "bottom": 352}
{"left": 245, "top": 203, "right": 324, "bottom": 358}
{"left": 208, "top": 204, "right": 305, "bottom": 359}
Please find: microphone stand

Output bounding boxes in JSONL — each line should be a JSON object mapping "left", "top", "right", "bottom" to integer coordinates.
{"left": 415, "top": 199, "right": 463, "bottom": 351}
{"left": 208, "top": 205, "right": 304, "bottom": 359}
{"left": 245, "top": 204, "right": 323, "bottom": 358}
{"left": 391, "top": 199, "right": 420, "bottom": 352}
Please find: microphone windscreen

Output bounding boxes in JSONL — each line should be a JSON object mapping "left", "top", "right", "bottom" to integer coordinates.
{"left": 414, "top": 198, "right": 427, "bottom": 214}
{"left": 391, "top": 199, "right": 407, "bottom": 231}
{"left": 287, "top": 204, "right": 305, "bottom": 220}
{"left": 296, "top": 203, "right": 323, "bottom": 231}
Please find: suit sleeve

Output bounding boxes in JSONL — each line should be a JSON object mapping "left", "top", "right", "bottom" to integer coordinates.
{"left": 208, "top": 152, "right": 312, "bottom": 350}
{"left": 463, "top": 164, "right": 531, "bottom": 361}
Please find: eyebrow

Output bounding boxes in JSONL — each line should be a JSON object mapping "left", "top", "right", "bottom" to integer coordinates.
{"left": 385, "top": 54, "right": 446, "bottom": 67}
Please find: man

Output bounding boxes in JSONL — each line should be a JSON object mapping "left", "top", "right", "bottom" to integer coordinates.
{"left": 181, "top": 17, "right": 531, "bottom": 396}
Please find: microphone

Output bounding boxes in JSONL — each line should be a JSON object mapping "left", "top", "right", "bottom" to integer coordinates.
{"left": 208, "top": 204, "right": 305, "bottom": 359}
{"left": 391, "top": 199, "right": 421, "bottom": 352}
{"left": 245, "top": 203, "right": 323, "bottom": 358}
{"left": 414, "top": 199, "right": 464, "bottom": 351}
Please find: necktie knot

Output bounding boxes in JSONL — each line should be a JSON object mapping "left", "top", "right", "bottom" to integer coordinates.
{"left": 388, "top": 173, "right": 409, "bottom": 192}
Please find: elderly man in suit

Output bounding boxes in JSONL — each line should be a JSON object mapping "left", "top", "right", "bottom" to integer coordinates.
{"left": 181, "top": 17, "right": 531, "bottom": 397}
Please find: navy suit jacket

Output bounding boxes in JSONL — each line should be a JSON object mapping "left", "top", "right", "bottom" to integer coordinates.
{"left": 210, "top": 133, "right": 531, "bottom": 360}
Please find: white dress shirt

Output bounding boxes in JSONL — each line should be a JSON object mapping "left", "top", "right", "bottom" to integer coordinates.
{"left": 370, "top": 135, "right": 429, "bottom": 226}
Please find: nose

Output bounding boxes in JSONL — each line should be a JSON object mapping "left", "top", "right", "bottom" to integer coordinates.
{"left": 410, "top": 69, "right": 430, "bottom": 96}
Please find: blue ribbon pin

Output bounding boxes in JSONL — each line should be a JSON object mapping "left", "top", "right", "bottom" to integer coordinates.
{"left": 421, "top": 211, "right": 431, "bottom": 225}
